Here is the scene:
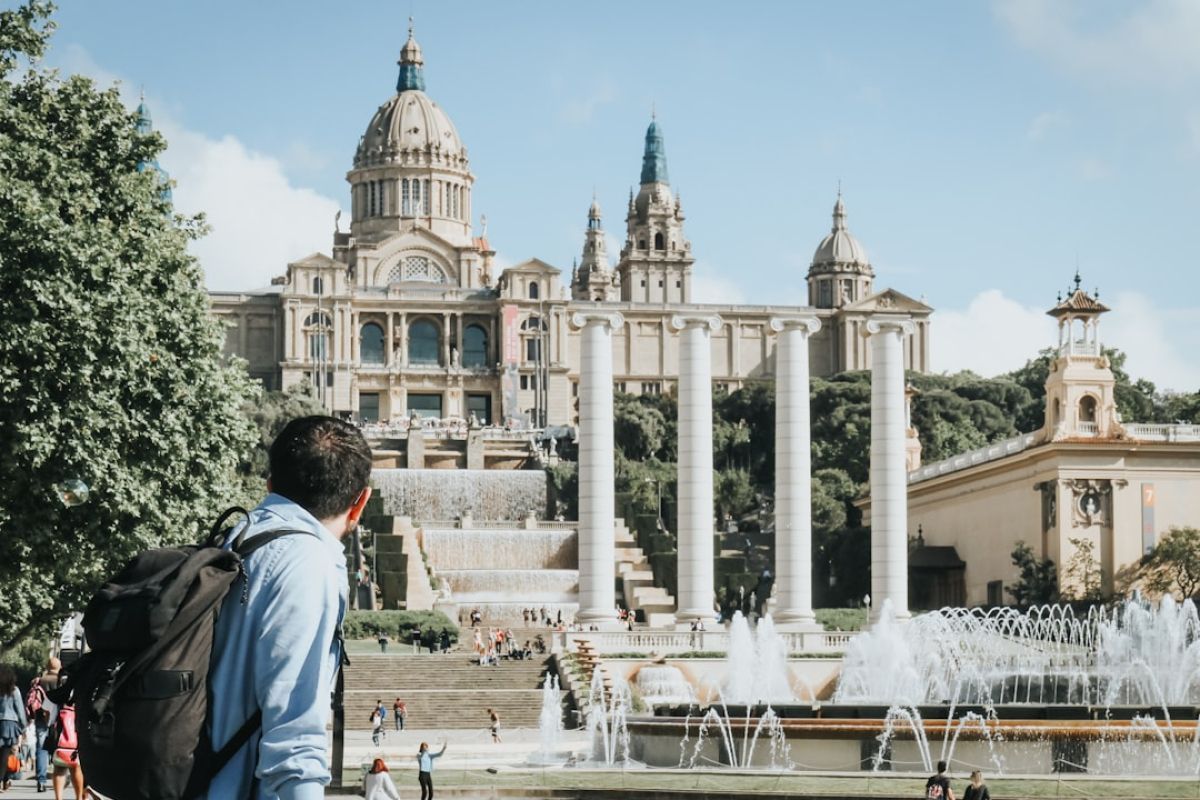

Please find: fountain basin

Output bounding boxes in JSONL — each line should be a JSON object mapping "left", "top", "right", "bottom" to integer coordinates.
{"left": 627, "top": 708, "right": 1200, "bottom": 774}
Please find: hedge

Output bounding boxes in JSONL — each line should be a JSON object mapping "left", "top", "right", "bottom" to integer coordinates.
{"left": 343, "top": 610, "right": 459, "bottom": 646}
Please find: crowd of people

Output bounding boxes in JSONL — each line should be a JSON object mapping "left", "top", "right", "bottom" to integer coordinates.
{"left": 470, "top": 626, "right": 542, "bottom": 665}
{"left": 0, "top": 658, "right": 83, "bottom": 799}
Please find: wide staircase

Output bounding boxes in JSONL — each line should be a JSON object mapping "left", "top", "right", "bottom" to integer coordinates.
{"left": 615, "top": 519, "right": 676, "bottom": 627}
{"left": 344, "top": 633, "right": 558, "bottom": 731}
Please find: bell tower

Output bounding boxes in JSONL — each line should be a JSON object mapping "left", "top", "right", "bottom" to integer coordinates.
{"left": 616, "top": 117, "right": 694, "bottom": 303}
{"left": 1043, "top": 273, "right": 1120, "bottom": 440}
{"left": 572, "top": 198, "right": 619, "bottom": 301}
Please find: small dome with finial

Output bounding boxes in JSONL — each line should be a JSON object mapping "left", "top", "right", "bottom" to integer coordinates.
{"left": 810, "top": 191, "right": 871, "bottom": 271}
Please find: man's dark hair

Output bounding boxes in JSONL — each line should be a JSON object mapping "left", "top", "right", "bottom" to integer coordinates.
{"left": 937, "top": 760, "right": 948, "bottom": 773}
{"left": 268, "top": 416, "right": 372, "bottom": 520}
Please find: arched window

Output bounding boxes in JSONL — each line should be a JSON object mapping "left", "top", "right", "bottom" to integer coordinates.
{"left": 312, "top": 276, "right": 323, "bottom": 295}
{"left": 654, "top": 232, "right": 665, "bottom": 250}
{"left": 386, "top": 255, "right": 447, "bottom": 284}
{"left": 423, "top": 179, "right": 430, "bottom": 214}
{"left": 412, "top": 179, "right": 421, "bottom": 215}
{"left": 360, "top": 322, "right": 385, "bottom": 365}
{"left": 1079, "top": 395, "right": 1098, "bottom": 423}
{"left": 408, "top": 319, "right": 440, "bottom": 365}
{"left": 528, "top": 281, "right": 540, "bottom": 299}
{"left": 402, "top": 178, "right": 410, "bottom": 216}
{"left": 463, "top": 324, "right": 488, "bottom": 368}
{"left": 304, "top": 311, "right": 332, "bottom": 362}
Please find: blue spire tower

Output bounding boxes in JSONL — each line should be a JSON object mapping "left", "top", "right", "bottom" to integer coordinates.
{"left": 639, "top": 118, "right": 669, "bottom": 185}
{"left": 397, "top": 18, "right": 426, "bottom": 92}
{"left": 617, "top": 113, "right": 693, "bottom": 302}
{"left": 134, "top": 93, "right": 173, "bottom": 204}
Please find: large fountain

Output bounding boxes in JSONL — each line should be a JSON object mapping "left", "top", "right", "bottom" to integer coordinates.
{"left": 611, "top": 600, "right": 1200, "bottom": 776}
{"left": 373, "top": 468, "right": 548, "bottom": 521}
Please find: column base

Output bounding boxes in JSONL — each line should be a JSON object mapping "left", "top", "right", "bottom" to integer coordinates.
{"left": 577, "top": 609, "right": 618, "bottom": 627}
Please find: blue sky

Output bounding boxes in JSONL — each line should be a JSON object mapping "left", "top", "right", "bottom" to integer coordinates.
{"left": 42, "top": 1, "right": 1200, "bottom": 390}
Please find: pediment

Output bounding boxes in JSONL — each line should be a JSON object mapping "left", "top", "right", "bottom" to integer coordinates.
{"left": 288, "top": 252, "right": 339, "bottom": 269}
{"left": 843, "top": 287, "right": 933, "bottom": 314}
{"left": 504, "top": 257, "right": 561, "bottom": 275}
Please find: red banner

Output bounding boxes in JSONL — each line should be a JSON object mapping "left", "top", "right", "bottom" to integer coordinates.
{"left": 502, "top": 304, "right": 520, "bottom": 366}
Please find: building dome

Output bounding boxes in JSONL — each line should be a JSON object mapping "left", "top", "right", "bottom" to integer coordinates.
{"left": 353, "top": 26, "right": 467, "bottom": 171}
{"left": 810, "top": 194, "right": 870, "bottom": 270}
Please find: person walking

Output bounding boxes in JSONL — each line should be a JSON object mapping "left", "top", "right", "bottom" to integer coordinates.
{"left": 370, "top": 708, "right": 384, "bottom": 747}
{"left": 203, "top": 416, "right": 373, "bottom": 799}
{"left": 416, "top": 740, "right": 447, "bottom": 800}
{"left": 962, "top": 770, "right": 990, "bottom": 800}
{"left": 48, "top": 701, "right": 83, "bottom": 800}
{"left": 30, "top": 657, "right": 61, "bottom": 792}
{"left": 925, "top": 760, "right": 955, "bottom": 800}
{"left": 377, "top": 632, "right": 389, "bottom": 653}
{"left": 487, "top": 708, "right": 502, "bottom": 744}
{"left": 0, "top": 665, "right": 26, "bottom": 792}
{"left": 363, "top": 758, "right": 400, "bottom": 800}
{"left": 393, "top": 698, "right": 406, "bottom": 732}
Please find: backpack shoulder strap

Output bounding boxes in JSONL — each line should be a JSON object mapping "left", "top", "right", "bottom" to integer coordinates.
{"left": 233, "top": 528, "right": 313, "bottom": 559}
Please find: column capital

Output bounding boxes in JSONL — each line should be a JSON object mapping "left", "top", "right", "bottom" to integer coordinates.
{"left": 769, "top": 315, "right": 822, "bottom": 335}
{"left": 669, "top": 313, "right": 722, "bottom": 333}
{"left": 863, "top": 316, "right": 916, "bottom": 337}
{"left": 569, "top": 310, "right": 624, "bottom": 331}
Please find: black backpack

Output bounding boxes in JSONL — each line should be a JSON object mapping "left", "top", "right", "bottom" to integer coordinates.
{"left": 66, "top": 508, "right": 323, "bottom": 800}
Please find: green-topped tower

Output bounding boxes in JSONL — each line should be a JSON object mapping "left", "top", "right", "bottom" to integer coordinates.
{"left": 618, "top": 116, "right": 693, "bottom": 303}
{"left": 134, "top": 94, "right": 172, "bottom": 204}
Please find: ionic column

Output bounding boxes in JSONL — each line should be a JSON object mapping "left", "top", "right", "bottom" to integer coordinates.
{"left": 571, "top": 311, "right": 624, "bottom": 627}
{"left": 769, "top": 315, "right": 822, "bottom": 630}
{"left": 671, "top": 313, "right": 722, "bottom": 626}
{"left": 865, "top": 317, "right": 917, "bottom": 624}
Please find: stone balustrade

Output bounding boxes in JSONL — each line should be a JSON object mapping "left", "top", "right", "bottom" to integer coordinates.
{"left": 1124, "top": 423, "right": 1200, "bottom": 442}
{"left": 556, "top": 628, "right": 854, "bottom": 656}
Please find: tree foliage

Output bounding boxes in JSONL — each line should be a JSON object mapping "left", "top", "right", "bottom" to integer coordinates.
{"left": 1134, "top": 527, "right": 1200, "bottom": 600}
{"left": 1062, "top": 537, "right": 1104, "bottom": 602}
{"left": 0, "top": 2, "right": 258, "bottom": 649}
{"left": 1007, "top": 541, "right": 1059, "bottom": 605}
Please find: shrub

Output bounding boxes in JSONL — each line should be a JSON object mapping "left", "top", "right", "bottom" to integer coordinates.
{"left": 342, "top": 610, "right": 459, "bottom": 646}
{"left": 815, "top": 607, "right": 867, "bottom": 632}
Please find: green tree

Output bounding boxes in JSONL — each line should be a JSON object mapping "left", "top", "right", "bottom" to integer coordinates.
{"left": 0, "top": 2, "right": 258, "bottom": 650}
{"left": 236, "top": 385, "right": 327, "bottom": 502}
{"left": 1063, "top": 537, "right": 1104, "bottom": 602}
{"left": 1006, "top": 541, "right": 1058, "bottom": 605}
{"left": 1136, "top": 526, "right": 1200, "bottom": 600}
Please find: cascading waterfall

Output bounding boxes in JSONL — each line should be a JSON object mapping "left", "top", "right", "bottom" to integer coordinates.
{"left": 372, "top": 468, "right": 547, "bottom": 521}
{"left": 423, "top": 529, "right": 576, "bottom": 570}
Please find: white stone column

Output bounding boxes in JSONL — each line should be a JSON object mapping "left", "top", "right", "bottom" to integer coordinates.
{"left": 865, "top": 318, "right": 917, "bottom": 624}
{"left": 769, "top": 315, "right": 822, "bottom": 630}
{"left": 671, "top": 313, "right": 722, "bottom": 626}
{"left": 571, "top": 311, "right": 624, "bottom": 627}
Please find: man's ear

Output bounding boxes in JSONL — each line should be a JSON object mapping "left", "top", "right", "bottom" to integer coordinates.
{"left": 266, "top": 478, "right": 273, "bottom": 493}
{"left": 348, "top": 486, "right": 372, "bottom": 524}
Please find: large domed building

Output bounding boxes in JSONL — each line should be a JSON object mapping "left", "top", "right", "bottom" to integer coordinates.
{"left": 210, "top": 28, "right": 932, "bottom": 433}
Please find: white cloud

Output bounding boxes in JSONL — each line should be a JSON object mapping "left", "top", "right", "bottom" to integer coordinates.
{"left": 690, "top": 261, "right": 748, "bottom": 305}
{"left": 1027, "top": 110, "right": 1068, "bottom": 141}
{"left": 560, "top": 82, "right": 617, "bottom": 125}
{"left": 52, "top": 44, "right": 344, "bottom": 292}
{"left": 1103, "top": 291, "right": 1200, "bottom": 393}
{"left": 933, "top": 289, "right": 1200, "bottom": 392}
{"left": 933, "top": 289, "right": 1054, "bottom": 377}
{"left": 1075, "top": 157, "right": 1113, "bottom": 181}
{"left": 994, "top": 0, "right": 1200, "bottom": 87}
{"left": 157, "top": 122, "right": 344, "bottom": 290}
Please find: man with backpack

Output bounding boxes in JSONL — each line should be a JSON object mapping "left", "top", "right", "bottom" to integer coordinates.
{"left": 203, "top": 416, "right": 372, "bottom": 799}
{"left": 925, "top": 760, "right": 956, "bottom": 800}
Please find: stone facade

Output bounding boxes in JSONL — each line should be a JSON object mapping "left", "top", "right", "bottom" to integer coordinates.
{"left": 209, "top": 29, "right": 933, "bottom": 426}
{"left": 871, "top": 286, "right": 1200, "bottom": 607}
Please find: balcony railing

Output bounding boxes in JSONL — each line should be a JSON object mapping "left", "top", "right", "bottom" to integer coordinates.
{"left": 909, "top": 431, "right": 1041, "bottom": 483}
{"left": 556, "top": 628, "right": 854, "bottom": 656}
{"left": 1124, "top": 423, "right": 1200, "bottom": 442}
{"left": 1057, "top": 339, "right": 1102, "bottom": 357}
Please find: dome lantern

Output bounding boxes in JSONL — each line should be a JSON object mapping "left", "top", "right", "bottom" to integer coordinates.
{"left": 396, "top": 18, "right": 426, "bottom": 93}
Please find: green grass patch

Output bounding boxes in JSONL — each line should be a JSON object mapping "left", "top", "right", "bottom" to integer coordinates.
{"left": 343, "top": 609, "right": 459, "bottom": 646}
